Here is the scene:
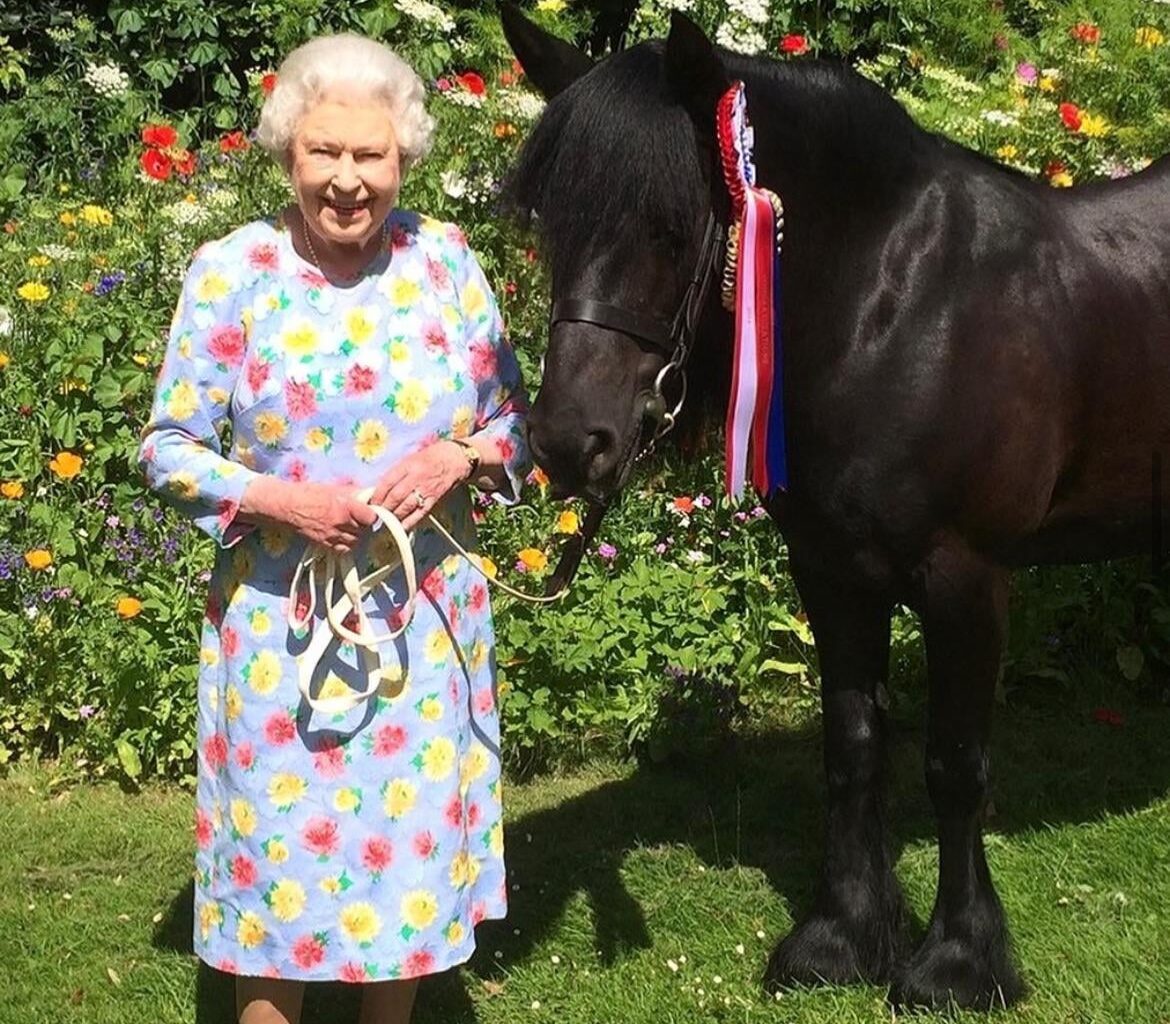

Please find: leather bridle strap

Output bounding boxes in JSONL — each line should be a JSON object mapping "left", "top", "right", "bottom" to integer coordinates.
{"left": 549, "top": 299, "right": 674, "bottom": 353}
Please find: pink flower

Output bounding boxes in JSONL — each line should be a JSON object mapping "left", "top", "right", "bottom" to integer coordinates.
{"left": 469, "top": 341, "right": 497, "bottom": 382}
{"left": 466, "top": 802, "right": 482, "bottom": 828}
{"left": 362, "top": 836, "right": 393, "bottom": 873}
{"left": 247, "top": 243, "right": 279, "bottom": 272}
{"left": 195, "top": 808, "right": 213, "bottom": 849}
{"left": 292, "top": 934, "right": 327, "bottom": 969}
{"left": 265, "top": 710, "right": 296, "bottom": 746}
{"left": 203, "top": 734, "right": 228, "bottom": 772}
{"left": 235, "top": 742, "right": 255, "bottom": 770}
{"left": 413, "top": 830, "right": 437, "bottom": 859}
{"left": 301, "top": 817, "right": 341, "bottom": 858}
{"left": 284, "top": 378, "right": 318, "bottom": 420}
{"left": 339, "top": 962, "right": 368, "bottom": 983}
{"left": 245, "top": 356, "right": 271, "bottom": 395}
{"left": 421, "top": 567, "right": 446, "bottom": 600}
{"left": 423, "top": 321, "right": 449, "bottom": 355}
{"left": 231, "top": 854, "right": 258, "bottom": 887}
{"left": 207, "top": 325, "right": 246, "bottom": 367}
{"left": 474, "top": 688, "right": 495, "bottom": 715}
{"left": 313, "top": 742, "right": 347, "bottom": 779}
{"left": 404, "top": 950, "right": 436, "bottom": 977}
{"left": 426, "top": 258, "right": 450, "bottom": 291}
{"left": 345, "top": 364, "right": 377, "bottom": 396}
{"left": 468, "top": 582, "right": 487, "bottom": 614}
{"left": 373, "top": 724, "right": 407, "bottom": 757}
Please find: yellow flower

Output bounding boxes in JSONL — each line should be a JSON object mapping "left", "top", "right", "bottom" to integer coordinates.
{"left": 165, "top": 381, "right": 199, "bottom": 422}
{"left": 469, "top": 638, "right": 488, "bottom": 672}
{"left": 476, "top": 555, "right": 498, "bottom": 579}
{"left": 339, "top": 902, "right": 383, "bottom": 944}
{"left": 400, "top": 890, "right": 438, "bottom": 932}
{"left": 268, "top": 772, "right": 307, "bottom": 809}
{"left": 167, "top": 470, "right": 199, "bottom": 500}
{"left": 488, "top": 819, "right": 504, "bottom": 856}
{"left": 537, "top": 0, "right": 566, "bottom": 9}
{"left": 445, "top": 920, "right": 466, "bottom": 946}
{"left": 132, "top": 353, "right": 149, "bottom": 367}
{"left": 246, "top": 649, "right": 282, "bottom": 695}
{"left": 265, "top": 837, "right": 290, "bottom": 864}
{"left": 461, "top": 743, "right": 490, "bottom": 788}
{"left": 1079, "top": 112, "right": 1110, "bottom": 138}
{"left": 418, "top": 694, "right": 443, "bottom": 722}
{"left": 394, "top": 380, "right": 430, "bottom": 424}
{"left": 460, "top": 280, "right": 487, "bottom": 319}
{"left": 230, "top": 799, "right": 257, "bottom": 837}
{"left": 59, "top": 212, "right": 77, "bottom": 227}
{"left": 344, "top": 306, "right": 378, "bottom": 345}
{"left": 1136, "top": 26, "right": 1164, "bottom": 48}
{"left": 320, "top": 673, "right": 353, "bottom": 701}
{"left": 388, "top": 339, "right": 411, "bottom": 366}
{"left": 421, "top": 737, "right": 457, "bottom": 781}
{"left": 115, "top": 596, "right": 143, "bottom": 619}
{"left": 995, "top": 144, "right": 1018, "bottom": 161}
{"left": 333, "top": 787, "right": 361, "bottom": 813}
{"left": 268, "top": 879, "right": 307, "bottom": 922}
{"left": 518, "top": 547, "right": 548, "bottom": 571}
{"left": 195, "top": 271, "right": 230, "bottom": 304}
{"left": 1038, "top": 75, "right": 1057, "bottom": 93}
{"left": 249, "top": 607, "right": 272, "bottom": 636}
{"left": 389, "top": 277, "right": 421, "bottom": 307}
{"left": 225, "top": 685, "right": 243, "bottom": 722}
{"left": 305, "top": 426, "right": 332, "bottom": 452}
{"left": 555, "top": 510, "right": 579, "bottom": 534}
{"left": 448, "top": 850, "right": 481, "bottom": 889}
{"left": 0, "top": 353, "right": 9, "bottom": 369}
{"left": 424, "top": 629, "right": 453, "bottom": 666}
{"left": 382, "top": 777, "right": 417, "bottom": 819}
{"left": 320, "top": 876, "right": 343, "bottom": 896}
{"left": 282, "top": 319, "right": 319, "bottom": 357}
{"left": 17, "top": 281, "right": 50, "bottom": 302}
{"left": 24, "top": 549, "right": 53, "bottom": 570}
{"left": 1, "top": 481, "right": 24, "bottom": 499}
{"left": 353, "top": 418, "right": 389, "bottom": 461}
{"left": 199, "top": 901, "right": 223, "bottom": 941}
{"left": 28, "top": 254, "right": 51, "bottom": 268}
{"left": 254, "top": 412, "right": 288, "bottom": 446}
{"left": 1050, "top": 171, "right": 1074, "bottom": 188}
{"left": 80, "top": 204, "right": 114, "bottom": 226}
{"left": 237, "top": 911, "right": 267, "bottom": 949}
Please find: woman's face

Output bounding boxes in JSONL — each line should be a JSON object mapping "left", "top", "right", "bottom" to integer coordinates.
{"left": 289, "top": 92, "right": 401, "bottom": 249}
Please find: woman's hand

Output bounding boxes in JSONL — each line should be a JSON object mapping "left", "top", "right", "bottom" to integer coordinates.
{"left": 240, "top": 477, "right": 378, "bottom": 553}
{"left": 369, "top": 441, "right": 470, "bottom": 532}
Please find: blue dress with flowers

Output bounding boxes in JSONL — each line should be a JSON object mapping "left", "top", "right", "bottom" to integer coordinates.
{"left": 138, "top": 209, "right": 528, "bottom": 982}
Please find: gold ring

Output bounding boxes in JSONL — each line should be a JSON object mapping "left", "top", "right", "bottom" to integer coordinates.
{"left": 413, "top": 489, "right": 427, "bottom": 509}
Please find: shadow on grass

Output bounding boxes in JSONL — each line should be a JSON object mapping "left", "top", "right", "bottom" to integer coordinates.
{"left": 153, "top": 683, "right": 1170, "bottom": 1022}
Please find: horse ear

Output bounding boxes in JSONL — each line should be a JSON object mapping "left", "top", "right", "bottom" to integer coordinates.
{"left": 500, "top": 2, "right": 594, "bottom": 99}
{"left": 664, "top": 12, "right": 728, "bottom": 132}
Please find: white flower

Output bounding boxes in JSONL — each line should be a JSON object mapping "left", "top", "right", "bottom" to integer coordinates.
{"left": 981, "top": 110, "right": 1019, "bottom": 127}
{"left": 161, "top": 199, "right": 211, "bottom": 227}
{"left": 726, "top": 0, "right": 769, "bottom": 25}
{"left": 395, "top": 0, "right": 456, "bottom": 32}
{"left": 38, "top": 244, "right": 76, "bottom": 261}
{"left": 0, "top": 305, "right": 12, "bottom": 337}
{"left": 659, "top": 0, "right": 695, "bottom": 9}
{"left": 921, "top": 64, "right": 983, "bottom": 95}
{"left": 714, "top": 21, "right": 766, "bottom": 55}
{"left": 206, "top": 187, "right": 239, "bottom": 210}
{"left": 440, "top": 170, "right": 468, "bottom": 199}
{"left": 83, "top": 62, "right": 130, "bottom": 98}
{"left": 686, "top": 550, "right": 706, "bottom": 563}
{"left": 444, "top": 89, "right": 484, "bottom": 108}
{"left": 497, "top": 90, "right": 546, "bottom": 122}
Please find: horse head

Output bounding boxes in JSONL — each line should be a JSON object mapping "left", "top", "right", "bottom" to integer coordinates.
{"left": 502, "top": 6, "right": 731, "bottom": 500}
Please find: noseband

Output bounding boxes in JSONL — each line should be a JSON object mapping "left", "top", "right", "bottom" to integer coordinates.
{"left": 548, "top": 211, "right": 725, "bottom": 458}
{"left": 539, "top": 213, "right": 725, "bottom": 598}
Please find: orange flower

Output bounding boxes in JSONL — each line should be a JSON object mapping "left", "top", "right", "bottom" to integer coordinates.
{"left": 518, "top": 548, "right": 548, "bottom": 571}
{"left": 672, "top": 495, "right": 695, "bottom": 515}
{"left": 261, "top": 72, "right": 278, "bottom": 94}
{"left": 116, "top": 596, "right": 143, "bottom": 619}
{"left": 1070, "top": 22, "right": 1100, "bottom": 45}
{"left": 141, "top": 123, "right": 178, "bottom": 149}
{"left": 24, "top": 549, "right": 52, "bottom": 570}
{"left": 49, "top": 452, "right": 84, "bottom": 479}
{"left": 219, "top": 130, "right": 250, "bottom": 153}
{"left": 555, "top": 510, "right": 580, "bottom": 534}
{"left": 493, "top": 122, "right": 517, "bottom": 138}
{"left": 173, "top": 148, "right": 197, "bottom": 176}
{"left": 1, "top": 481, "right": 24, "bottom": 499}
{"left": 529, "top": 466, "right": 549, "bottom": 488}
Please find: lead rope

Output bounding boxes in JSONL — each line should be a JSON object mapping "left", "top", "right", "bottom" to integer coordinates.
{"left": 288, "top": 487, "right": 574, "bottom": 716}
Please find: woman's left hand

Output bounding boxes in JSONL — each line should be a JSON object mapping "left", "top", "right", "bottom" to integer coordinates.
{"left": 370, "top": 441, "right": 470, "bottom": 532}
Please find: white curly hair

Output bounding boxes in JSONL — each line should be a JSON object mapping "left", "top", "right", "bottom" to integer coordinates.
{"left": 257, "top": 33, "right": 435, "bottom": 171}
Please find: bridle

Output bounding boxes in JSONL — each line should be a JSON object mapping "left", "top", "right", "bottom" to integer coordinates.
{"left": 540, "top": 211, "right": 726, "bottom": 596}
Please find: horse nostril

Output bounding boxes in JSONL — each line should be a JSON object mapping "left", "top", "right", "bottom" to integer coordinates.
{"left": 583, "top": 429, "right": 618, "bottom": 481}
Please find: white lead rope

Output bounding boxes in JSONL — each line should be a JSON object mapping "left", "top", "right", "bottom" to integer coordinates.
{"left": 288, "top": 487, "right": 566, "bottom": 716}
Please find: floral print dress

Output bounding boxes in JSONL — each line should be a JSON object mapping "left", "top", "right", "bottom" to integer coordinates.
{"left": 138, "top": 210, "right": 529, "bottom": 983}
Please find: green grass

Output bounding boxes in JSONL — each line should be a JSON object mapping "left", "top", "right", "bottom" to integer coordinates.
{"left": 2, "top": 684, "right": 1170, "bottom": 1024}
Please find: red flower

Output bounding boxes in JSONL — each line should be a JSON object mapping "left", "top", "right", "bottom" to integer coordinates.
{"left": 421, "top": 566, "right": 446, "bottom": 600}
{"left": 313, "top": 742, "right": 347, "bottom": 779}
{"left": 1092, "top": 707, "right": 1125, "bottom": 727}
{"left": 344, "top": 364, "right": 377, "bottom": 396}
{"left": 362, "top": 836, "right": 393, "bottom": 873}
{"left": 455, "top": 71, "right": 486, "bottom": 96}
{"left": 1044, "top": 159, "right": 1068, "bottom": 180}
{"left": 207, "top": 325, "right": 246, "bottom": 367}
{"left": 173, "top": 149, "right": 197, "bottom": 176}
{"left": 403, "top": 950, "right": 436, "bottom": 978}
{"left": 195, "top": 808, "right": 213, "bottom": 849}
{"left": 292, "top": 934, "right": 327, "bottom": 969}
{"left": 264, "top": 710, "right": 297, "bottom": 746}
{"left": 1059, "top": 102, "right": 1082, "bottom": 131}
{"left": 338, "top": 961, "right": 367, "bottom": 983}
{"left": 221, "top": 626, "right": 241, "bottom": 658}
{"left": 373, "top": 724, "right": 407, "bottom": 756}
{"left": 301, "top": 816, "right": 342, "bottom": 858}
{"left": 468, "top": 582, "right": 487, "bottom": 614}
{"left": 444, "top": 795, "right": 463, "bottom": 829}
{"left": 1070, "top": 22, "right": 1100, "bottom": 45}
{"left": 247, "top": 243, "right": 279, "bottom": 272}
{"left": 466, "top": 802, "right": 482, "bottom": 828}
{"left": 231, "top": 855, "right": 258, "bottom": 887}
{"left": 245, "top": 356, "right": 271, "bottom": 396}
{"left": 260, "top": 72, "right": 278, "bottom": 95}
{"left": 140, "top": 148, "right": 173, "bottom": 181}
{"left": 219, "top": 130, "right": 250, "bottom": 154}
{"left": 413, "top": 830, "right": 437, "bottom": 859}
{"left": 779, "top": 33, "right": 809, "bottom": 55}
{"left": 235, "top": 742, "right": 255, "bottom": 770}
{"left": 284, "top": 378, "right": 318, "bottom": 420}
{"left": 203, "top": 733, "right": 228, "bottom": 772}
{"left": 141, "top": 123, "right": 178, "bottom": 149}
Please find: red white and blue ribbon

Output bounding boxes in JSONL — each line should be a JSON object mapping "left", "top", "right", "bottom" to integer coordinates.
{"left": 717, "top": 81, "right": 788, "bottom": 499}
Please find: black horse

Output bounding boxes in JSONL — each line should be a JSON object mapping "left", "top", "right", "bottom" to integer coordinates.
{"left": 500, "top": 5, "right": 1170, "bottom": 1013}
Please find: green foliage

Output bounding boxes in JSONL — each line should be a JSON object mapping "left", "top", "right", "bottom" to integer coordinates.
{"left": 1, "top": 0, "right": 1168, "bottom": 782}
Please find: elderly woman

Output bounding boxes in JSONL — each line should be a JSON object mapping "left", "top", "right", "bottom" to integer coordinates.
{"left": 138, "top": 33, "right": 529, "bottom": 1024}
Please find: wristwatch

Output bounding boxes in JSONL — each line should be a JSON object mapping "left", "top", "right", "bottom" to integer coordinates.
{"left": 451, "top": 438, "right": 481, "bottom": 479}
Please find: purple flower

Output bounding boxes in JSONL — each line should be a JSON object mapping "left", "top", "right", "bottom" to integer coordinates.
{"left": 514, "top": 559, "right": 529, "bottom": 574}
{"left": 597, "top": 542, "right": 617, "bottom": 562}
{"left": 695, "top": 494, "right": 712, "bottom": 509}
{"left": 94, "top": 271, "right": 126, "bottom": 297}
{"left": 106, "top": 515, "right": 121, "bottom": 528}
{"left": 78, "top": 705, "right": 97, "bottom": 719}
{"left": 1016, "top": 61, "right": 1038, "bottom": 85}
{"left": 653, "top": 542, "right": 668, "bottom": 554}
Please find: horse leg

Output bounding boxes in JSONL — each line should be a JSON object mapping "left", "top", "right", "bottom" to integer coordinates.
{"left": 890, "top": 546, "right": 1025, "bottom": 1010}
{"left": 765, "top": 555, "right": 906, "bottom": 989}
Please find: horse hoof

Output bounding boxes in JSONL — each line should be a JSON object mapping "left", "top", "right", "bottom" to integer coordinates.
{"left": 764, "top": 914, "right": 897, "bottom": 991}
{"left": 889, "top": 936, "right": 1025, "bottom": 1011}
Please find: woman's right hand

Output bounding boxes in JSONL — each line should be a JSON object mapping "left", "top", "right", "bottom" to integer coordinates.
{"left": 240, "top": 477, "right": 378, "bottom": 553}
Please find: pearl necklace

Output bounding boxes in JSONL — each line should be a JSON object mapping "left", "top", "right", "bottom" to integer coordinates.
{"left": 300, "top": 214, "right": 388, "bottom": 283}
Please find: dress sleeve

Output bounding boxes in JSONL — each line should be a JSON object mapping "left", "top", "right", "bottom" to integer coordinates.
{"left": 459, "top": 241, "right": 531, "bottom": 505}
{"left": 137, "top": 242, "right": 260, "bottom": 547}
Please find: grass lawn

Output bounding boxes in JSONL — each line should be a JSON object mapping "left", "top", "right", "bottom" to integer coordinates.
{"left": 2, "top": 681, "right": 1169, "bottom": 1024}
